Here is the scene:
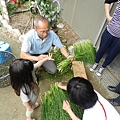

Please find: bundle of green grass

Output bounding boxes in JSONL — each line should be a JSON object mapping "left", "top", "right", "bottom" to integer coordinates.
{"left": 57, "top": 39, "right": 96, "bottom": 73}
{"left": 41, "top": 84, "right": 83, "bottom": 120}
{"left": 36, "top": 39, "right": 96, "bottom": 80}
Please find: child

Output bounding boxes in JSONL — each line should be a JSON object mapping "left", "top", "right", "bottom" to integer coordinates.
{"left": 9, "top": 56, "right": 52, "bottom": 120}
{"left": 57, "top": 77, "right": 120, "bottom": 120}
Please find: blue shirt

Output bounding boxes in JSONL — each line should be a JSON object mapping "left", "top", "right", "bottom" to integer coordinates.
{"left": 21, "top": 29, "right": 63, "bottom": 54}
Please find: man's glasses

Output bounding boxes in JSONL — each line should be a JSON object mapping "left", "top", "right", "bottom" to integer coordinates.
{"left": 39, "top": 29, "right": 50, "bottom": 35}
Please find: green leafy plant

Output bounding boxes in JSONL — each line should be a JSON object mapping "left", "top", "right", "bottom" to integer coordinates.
{"left": 37, "top": 0, "right": 62, "bottom": 28}
{"left": 57, "top": 39, "right": 96, "bottom": 73}
{"left": 0, "top": 21, "right": 2, "bottom": 27}
{"left": 18, "top": 0, "right": 26, "bottom": 4}
{"left": 6, "top": 2, "right": 19, "bottom": 15}
{"left": 0, "top": 7, "right": 2, "bottom": 15}
{"left": 41, "top": 84, "right": 83, "bottom": 120}
{"left": 74, "top": 39, "right": 96, "bottom": 65}
{"left": 36, "top": 49, "right": 73, "bottom": 80}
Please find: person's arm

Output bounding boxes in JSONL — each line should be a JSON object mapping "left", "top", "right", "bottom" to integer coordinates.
{"left": 60, "top": 46, "right": 69, "bottom": 58}
{"left": 20, "top": 51, "right": 49, "bottom": 62}
{"left": 60, "top": 46, "right": 74, "bottom": 59}
{"left": 34, "top": 53, "right": 53, "bottom": 69}
{"left": 104, "top": 3, "right": 112, "bottom": 22}
{"left": 63, "top": 100, "right": 81, "bottom": 120}
{"left": 57, "top": 82, "right": 67, "bottom": 90}
{"left": 104, "top": 0, "right": 118, "bottom": 22}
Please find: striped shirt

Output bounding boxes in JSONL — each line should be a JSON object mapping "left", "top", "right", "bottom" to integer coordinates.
{"left": 107, "top": 0, "right": 120, "bottom": 38}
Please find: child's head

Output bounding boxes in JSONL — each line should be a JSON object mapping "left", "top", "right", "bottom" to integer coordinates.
{"left": 9, "top": 59, "right": 34, "bottom": 96}
{"left": 67, "top": 77, "right": 98, "bottom": 109}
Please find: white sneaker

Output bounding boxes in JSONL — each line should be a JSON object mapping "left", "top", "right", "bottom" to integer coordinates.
{"left": 96, "top": 67, "right": 104, "bottom": 76}
{"left": 90, "top": 63, "right": 98, "bottom": 72}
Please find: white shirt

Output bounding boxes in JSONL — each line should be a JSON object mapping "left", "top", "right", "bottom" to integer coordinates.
{"left": 83, "top": 91, "right": 120, "bottom": 120}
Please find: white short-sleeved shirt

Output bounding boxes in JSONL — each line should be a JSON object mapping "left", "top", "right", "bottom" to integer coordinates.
{"left": 83, "top": 91, "right": 120, "bottom": 120}
{"left": 20, "top": 65, "right": 39, "bottom": 105}
{"left": 21, "top": 29, "right": 63, "bottom": 54}
{"left": 20, "top": 83, "right": 39, "bottom": 105}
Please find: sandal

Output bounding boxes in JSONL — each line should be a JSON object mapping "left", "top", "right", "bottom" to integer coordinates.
{"left": 34, "top": 102, "right": 40, "bottom": 109}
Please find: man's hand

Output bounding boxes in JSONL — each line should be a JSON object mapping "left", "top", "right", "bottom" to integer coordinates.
{"left": 67, "top": 55, "right": 75, "bottom": 62}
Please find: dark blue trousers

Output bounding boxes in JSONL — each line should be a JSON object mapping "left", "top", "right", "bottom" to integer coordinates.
{"left": 95, "top": 28, "right": 120, "bottom": 68}
{"left": 116, "top": 83, "right": 120, "bottom": 92}
{"left": 115, "top": 83, "right": 120, "bottom": 104}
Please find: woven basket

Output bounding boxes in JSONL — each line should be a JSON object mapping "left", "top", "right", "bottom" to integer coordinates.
{"left": 0, "top": 51, "right": 17, "bottom": 88}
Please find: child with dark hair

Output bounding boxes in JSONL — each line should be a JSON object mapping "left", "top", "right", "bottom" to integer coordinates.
{"left": 9, "top": 57, "right": 52, "bottom": 120}
{"left": 57, "top": 77, "right": 120, "bottom": 120}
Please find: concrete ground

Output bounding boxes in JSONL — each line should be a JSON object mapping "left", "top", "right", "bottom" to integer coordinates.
{"left": 0, "top": 24, "right": 120, "bottom": 120}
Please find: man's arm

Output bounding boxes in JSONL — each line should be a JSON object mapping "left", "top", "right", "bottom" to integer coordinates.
{"left": 20, "top": 51, "right": 39, "bottom": 61}
{"left": 20, "top": 51, "right": 49, "bottom": 62}
{"left": 60, "top": 46, "right": 69, "bottom": 58}
{"left": 60, "top": 46, "right": 74, "bottom": 59}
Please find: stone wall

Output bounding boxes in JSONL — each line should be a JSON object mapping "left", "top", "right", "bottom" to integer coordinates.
{"left": 0, "top": 0, "right": 21, "bottom": 40}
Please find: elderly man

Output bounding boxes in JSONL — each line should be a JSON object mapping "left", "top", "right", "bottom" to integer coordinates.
{"left": 20, "top": 16, "right": 72, "bottom": 74}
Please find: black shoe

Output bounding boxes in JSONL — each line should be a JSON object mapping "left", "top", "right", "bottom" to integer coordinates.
{"left": 107, "top": 86, "right": 120, "bottom": 94}
{"left": 108, "top": 99, "right": 120, "bottom": 106}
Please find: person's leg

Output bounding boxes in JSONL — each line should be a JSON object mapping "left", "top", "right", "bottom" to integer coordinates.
{"left": 26, "top": 109, "right": 35, "bottom": 120}
{"left": 108, "top": 96, "right": 120, "bottom": 106}
{"left": 42, "top": 60, "right": 57, "bottom": 74}
{"left": 116, "top": 83, "right": 120, "bottom": 92}
{"left": 90, "top": 29, "right": 113, "bottom": 72}
{"left": 102, "top": 37, "right": 120, "bottom": 68}
{"left": 115, "top": 95, "right": 120, "bottom": 102}
{"left": 95, "top": 32, "right": 120, "bottom": 76}
{"left": 95, "top": 29, "right": 114, "bottom": 63}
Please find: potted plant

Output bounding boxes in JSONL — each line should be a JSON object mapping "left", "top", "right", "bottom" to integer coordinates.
{"left": 37, "top": 0, "right": 62, "bottom": 31}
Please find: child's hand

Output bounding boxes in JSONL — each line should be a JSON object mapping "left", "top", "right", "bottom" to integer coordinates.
{"left": 56, "top": 82, "right": 63, "bottom": 88}
{"left": 63, "top": 100, "right": 71, "bottom": 111}
{"left": 56, "top": 82, "right": 67, "bottom": 90}
{"left": 47, "top": 53, "right": 54, "bottom": 60}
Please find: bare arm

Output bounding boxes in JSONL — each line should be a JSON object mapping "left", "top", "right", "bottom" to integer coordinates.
{"left": 57, "top": 82, "right": 67, "bottom": 90}
{"left": 34, "top": 53, "right": 53, "bottom": 69}
{"left": 20, "top": 51, "right": 49, "bottom": 61}
{"left": 104, "top": 0, "right": 118, "bottom": 22}
{"left": 104, "top": 3, "right": 112, "bottom": 22}
{"left": 60, "top": 46, "right": 74, "bottom": 59}
{"left": 63, "top": 100, "right": 81, "bottom": 120}
{"left": 60, "top": 46, "right": 69, "bottom": 58}
{"left": 57, "top": 83, "right": 80, "bottom": 120}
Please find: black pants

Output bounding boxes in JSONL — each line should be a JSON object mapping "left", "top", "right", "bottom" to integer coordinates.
{"left": 31, "top": 53, "right": 57, "bottom": 74}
